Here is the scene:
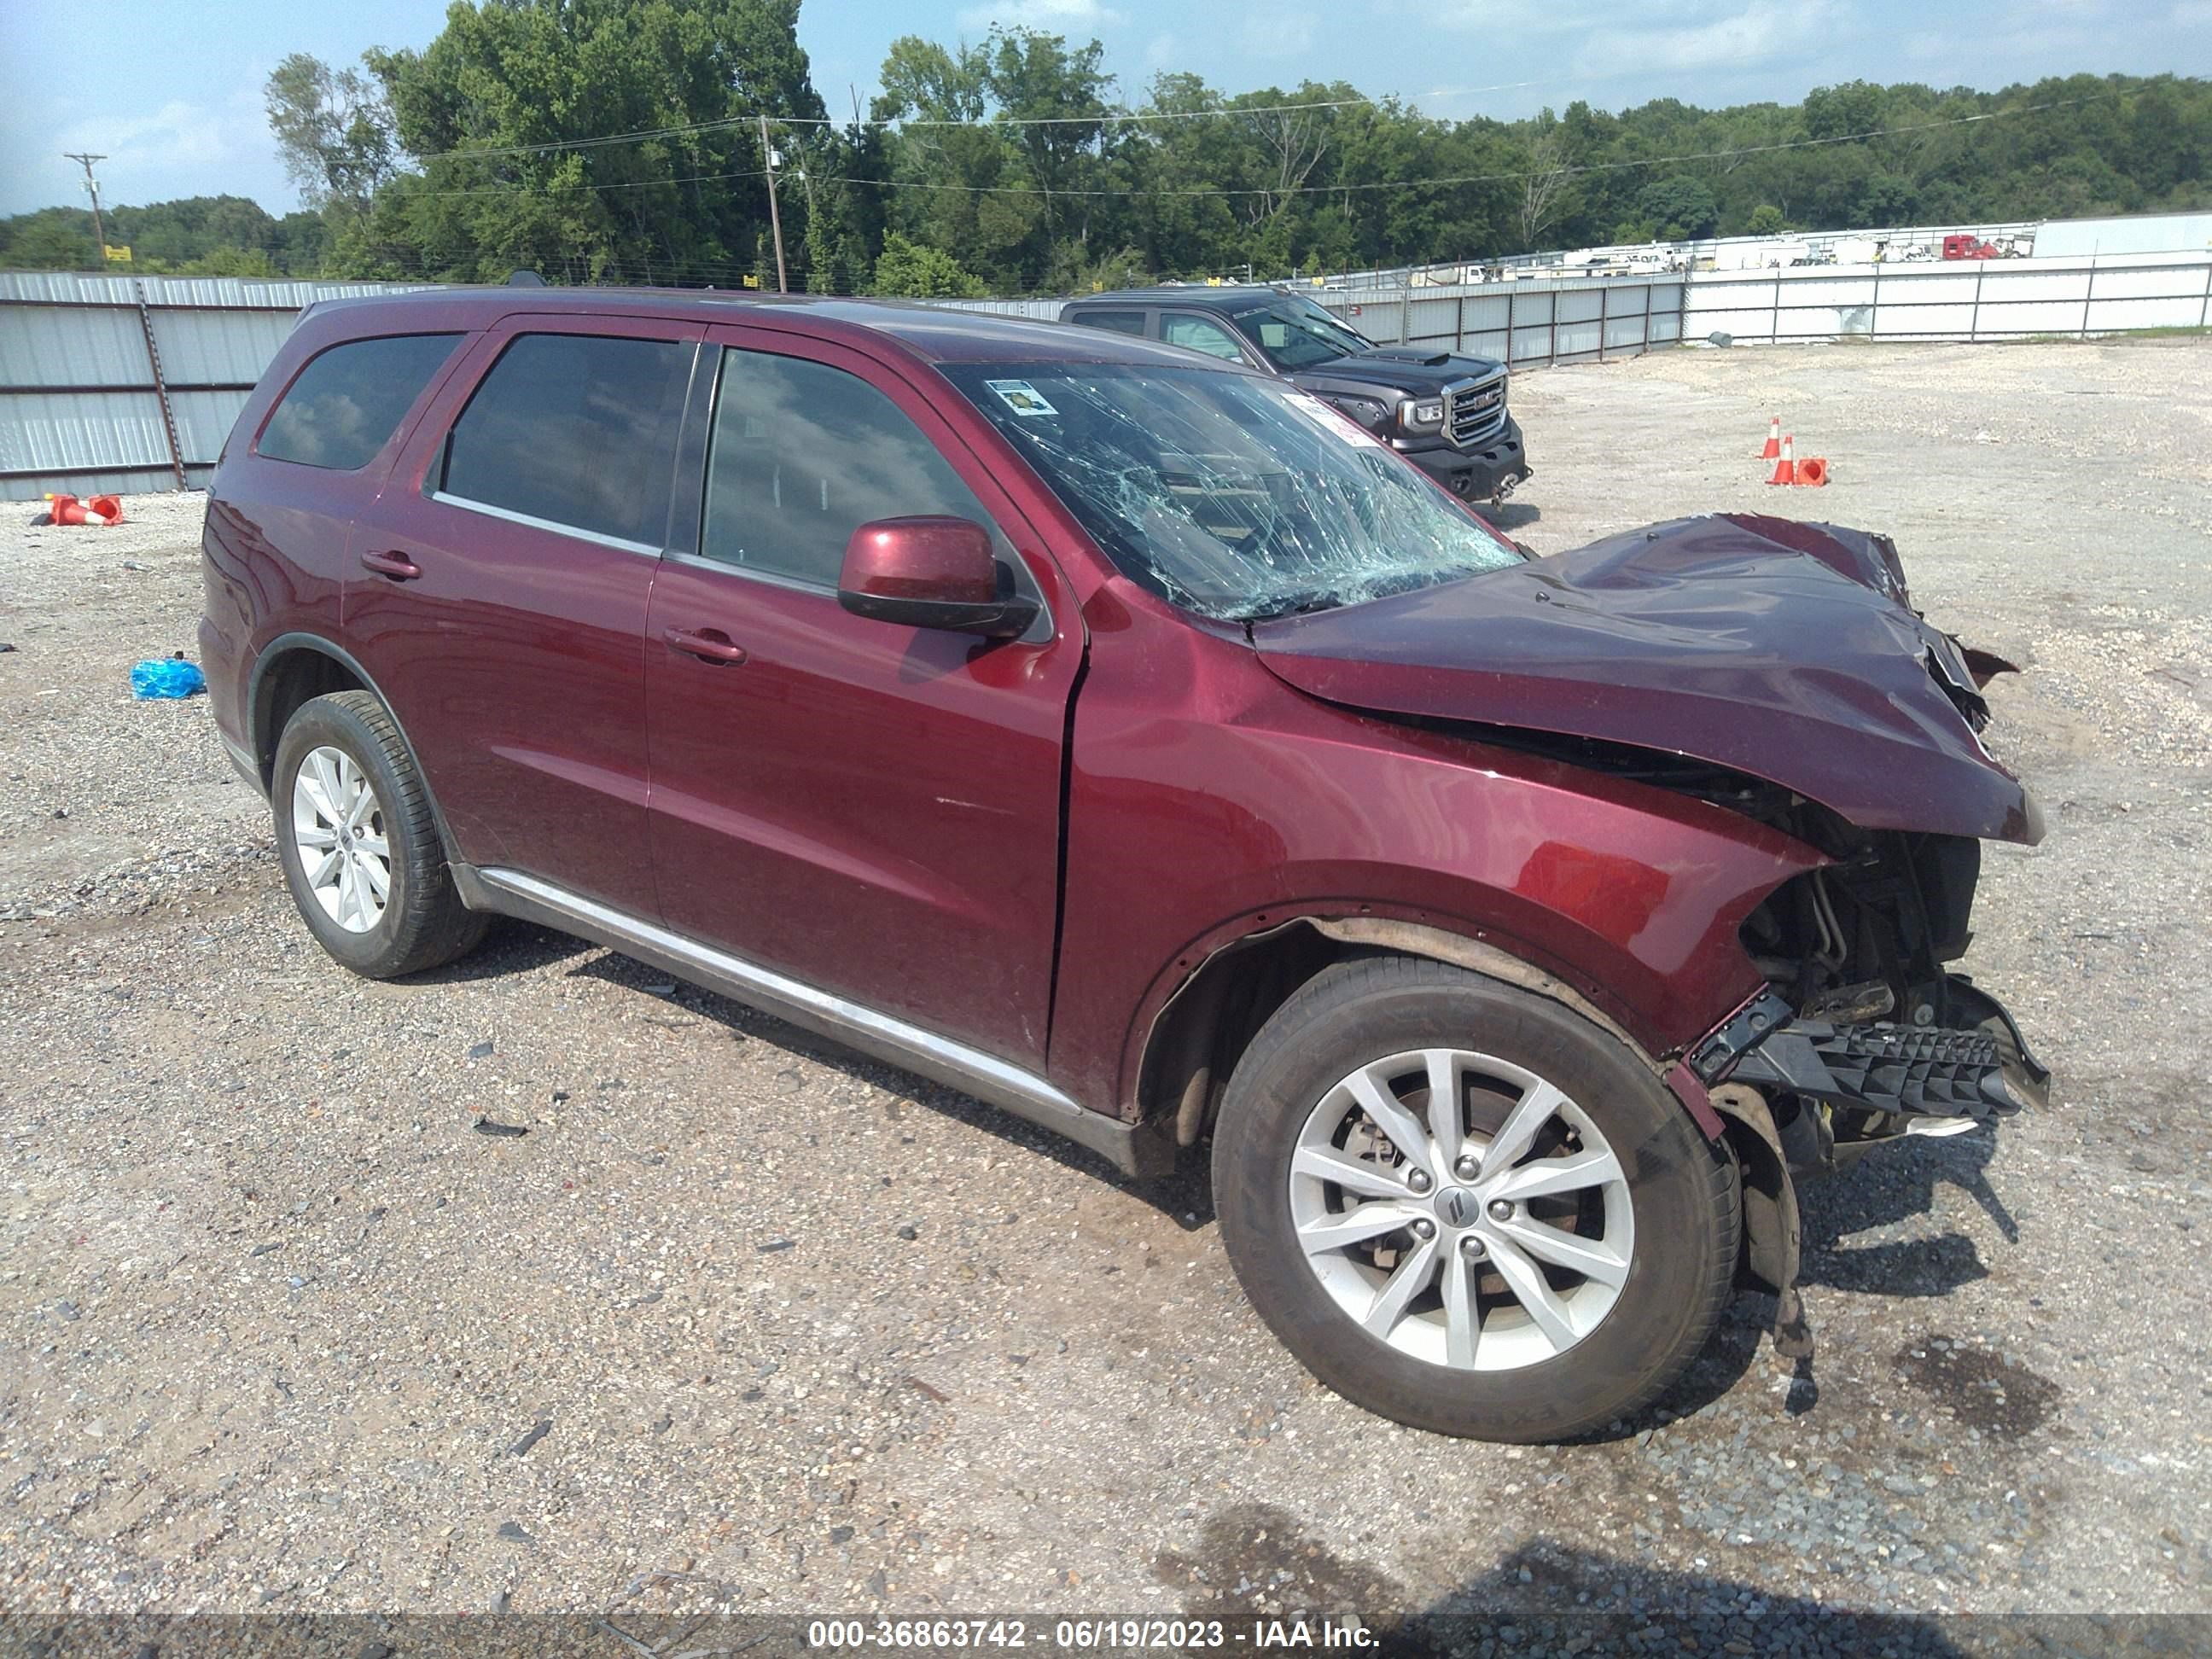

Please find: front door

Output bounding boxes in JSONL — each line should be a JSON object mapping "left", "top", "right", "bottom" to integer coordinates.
{"left": 643, "top": 329, "right": 1080, "bottom": 1068}
{"left": 350, "top": 314, "right": 703, "bottom": 916}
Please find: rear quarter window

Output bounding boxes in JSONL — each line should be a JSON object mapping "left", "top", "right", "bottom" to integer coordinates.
{"left": 257, "top": 333, "right": 462, "bottom": 471}
{"left": 1070, "top": 310, "right": 1146, "bottom": 337}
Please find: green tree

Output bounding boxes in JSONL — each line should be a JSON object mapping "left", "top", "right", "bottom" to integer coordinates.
{"left": 363, "top": 0, "right": 828, "bottom": 283}
{"left": 1747, "top": 204, "right": 1788, "bottom": 235}
{"left": 265, "top": 53, "right": 394, "bottom": 232}
{"left": 870, "top": 230, "right": 987, "bottom": 297}
{"left": 1633, "top": 176, "right": 1720, "bottom": 240}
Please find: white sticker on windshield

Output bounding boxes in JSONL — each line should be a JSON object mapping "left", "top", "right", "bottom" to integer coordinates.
{"left": 1284, "top": 391, "right": 1387, "bottom": 450}
{"left": 986, "top": 379, "right": 1058, "bottom": 417}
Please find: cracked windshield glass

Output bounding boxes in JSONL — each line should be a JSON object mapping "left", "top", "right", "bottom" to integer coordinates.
{"left": 947, "top": 363, "right": 1525, "bottom": 621}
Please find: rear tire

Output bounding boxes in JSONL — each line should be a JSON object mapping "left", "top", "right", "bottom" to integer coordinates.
{"left": 272, "top": 690, "right": 488, "bottom": 979}
{"left": 1211, "top": 955, "right": 1738, "bottom": 1441}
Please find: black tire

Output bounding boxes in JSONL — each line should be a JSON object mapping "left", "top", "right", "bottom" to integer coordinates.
{"left": 1211, "top": 955, "right": 1739, "bottom": 1441}
{"left": 271, "top": 690, "right": 488, "bottom": 979}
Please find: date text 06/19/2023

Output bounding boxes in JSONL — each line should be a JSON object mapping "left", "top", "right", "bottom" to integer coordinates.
{"left": 805, "top": 1617, "right": 1381, "bottom": 1650}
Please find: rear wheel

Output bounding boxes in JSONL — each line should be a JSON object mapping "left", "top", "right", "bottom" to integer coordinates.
{"left": 1212, "top": 955, "right": 1739, "bottom": 1441}
{"left": 272, "top": 690, "right": 487, "bottom": 978}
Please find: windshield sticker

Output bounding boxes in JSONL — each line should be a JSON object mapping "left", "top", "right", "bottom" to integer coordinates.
{"left": 1284, "top": 391, "right": 1386, "bottom": 450}
{"left": 986, "top": 379, "right": 1059, "bottom": 417}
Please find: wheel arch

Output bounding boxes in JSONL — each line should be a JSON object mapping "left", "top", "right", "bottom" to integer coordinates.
{"left": 249, "top": 633, "right": 463, "bottom": 866}
{"left": 1132, "top": 911, "right": 1691, "bottom": 1152}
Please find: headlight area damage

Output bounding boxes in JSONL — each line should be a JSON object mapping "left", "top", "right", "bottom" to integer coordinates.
{"left": 1248, "top": 512, "right": 2051, "bottom": 1357}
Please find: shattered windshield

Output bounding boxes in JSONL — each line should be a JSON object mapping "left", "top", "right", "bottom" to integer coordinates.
{"left": 946, "top": 363, "right": 1524, "bottom": 622}
{"left": 1229, "top": 298, "right": 1371, "bottom": 370}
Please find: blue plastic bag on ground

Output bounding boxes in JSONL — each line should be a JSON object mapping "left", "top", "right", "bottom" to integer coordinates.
{"left": 131, "top": 657, "right": 206, "bottom": 699}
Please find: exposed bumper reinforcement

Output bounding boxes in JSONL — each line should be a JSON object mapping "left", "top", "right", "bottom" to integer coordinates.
{"left": 1690, "top": 981, "right": 2049, "bottom": 1124}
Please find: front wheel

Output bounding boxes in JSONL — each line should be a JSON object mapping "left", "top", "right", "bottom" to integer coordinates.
{"left": 1212, "top": 956, "right": 1740, "bottom": 1441}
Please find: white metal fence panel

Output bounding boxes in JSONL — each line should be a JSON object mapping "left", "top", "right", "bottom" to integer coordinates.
{"left": 1682, "top": 253, "right": 2212, "bottom": 346}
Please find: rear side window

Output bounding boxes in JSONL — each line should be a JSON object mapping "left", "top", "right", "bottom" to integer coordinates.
{"left": 699, "top": 347, "right": 1004, "bottom": 588}
{"left": 258, "top": 333, "right": 460, "bottom": 471}
{"left": 1072, "top": 309, "right": 1145, "bottom": 337}
{"left": 438, "top": 333, "right": 691, "bottom": 547}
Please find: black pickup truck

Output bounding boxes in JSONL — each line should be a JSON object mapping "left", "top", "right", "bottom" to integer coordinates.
{"left": 1062, "top": 286, "right": 1531, "bottom": 504}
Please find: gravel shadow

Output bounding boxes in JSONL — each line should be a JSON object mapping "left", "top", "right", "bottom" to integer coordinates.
{"left": 547, "top": 944, "right": 1219, "bottom": 1230}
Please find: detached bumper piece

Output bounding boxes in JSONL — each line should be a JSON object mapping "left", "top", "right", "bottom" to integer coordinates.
{"left": 1732, "top": 1021, "right": 2030, "bottom": 1120}
{"left": 1691, "top": 981, "right": 2050, "bottom": 1124}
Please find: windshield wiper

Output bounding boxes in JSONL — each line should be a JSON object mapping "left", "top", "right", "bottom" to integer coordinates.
{"left": 1236, "top": 587, "right": 1347, "bottom": 622}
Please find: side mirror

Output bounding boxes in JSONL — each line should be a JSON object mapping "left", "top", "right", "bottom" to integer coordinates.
{"left": 837, "top": 516, "right": 1039, "bottom": 639}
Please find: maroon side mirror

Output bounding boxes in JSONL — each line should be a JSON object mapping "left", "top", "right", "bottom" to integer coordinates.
{"left": 837, "top": 516, "right": 1038, "bottom": 638}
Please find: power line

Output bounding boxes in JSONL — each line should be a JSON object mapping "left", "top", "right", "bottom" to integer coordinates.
{"left": 403, "top": 96, "right": 1379, "bottom": 167}
{"left": 774, "top": 92, "right": 2123, "bottom": 201}
{"left": 397, "top": 90, "right": 2115, "bottom": 207}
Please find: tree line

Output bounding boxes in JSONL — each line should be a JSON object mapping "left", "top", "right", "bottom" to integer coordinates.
{"left": 2, "top": 0, "right": 2203, "bottom": 294}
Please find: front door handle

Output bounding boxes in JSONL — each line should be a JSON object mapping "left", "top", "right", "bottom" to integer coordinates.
{"left": 662, "top": 626, "right": 748, "bottom": 666}
{"left": 361, "top": 549, "right": 423, "bottom": 581}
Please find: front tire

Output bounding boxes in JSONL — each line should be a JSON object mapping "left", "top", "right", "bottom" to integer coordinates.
{"left": 1212, "top": 956, "right": 1739, "bottom": 1441}
{"left": 272, "top": 690, "right": 487, "bottom": 979}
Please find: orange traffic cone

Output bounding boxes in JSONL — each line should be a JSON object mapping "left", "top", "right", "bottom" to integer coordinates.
{"left": 1767, "top": 434, "right": 1796, "bottom": 486}
{"left": 85, "top": 494, "right": 124, "bottom": 524}
{"left": 1758, "top": 416, "right": 1781, "bottom": 461}
{"left": 47, "top": 494, "right": 89, "bottom": 525}
{"left": 1794, "top": 457, "right": 1829, "bottom": 487}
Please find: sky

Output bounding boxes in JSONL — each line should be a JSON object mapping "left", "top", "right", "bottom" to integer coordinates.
{"left": 0, "top": 0, "right": 2205, "bottom": 217}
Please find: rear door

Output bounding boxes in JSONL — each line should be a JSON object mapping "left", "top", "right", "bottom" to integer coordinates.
{"left": 350, "top": 313, "right": 703, "bottom": 917}
{"left": 642, "top": 328, "right": 1081, "bottom": 1068}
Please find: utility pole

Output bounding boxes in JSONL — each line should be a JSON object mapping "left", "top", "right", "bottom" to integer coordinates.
{"left": 64, "top": 152, "right": 108, "bottom": 259}
{"left": 759, "top": 114, "right": 788, "bottom": 294}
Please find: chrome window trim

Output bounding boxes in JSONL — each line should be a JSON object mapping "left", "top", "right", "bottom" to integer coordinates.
{"left": 428, "top": 490, "right": 662, "bottom": 557}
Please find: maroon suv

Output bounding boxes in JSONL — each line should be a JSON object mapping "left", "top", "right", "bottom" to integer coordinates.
{"left": 200, "top": 288, "right": 2047, "bottom": 1441}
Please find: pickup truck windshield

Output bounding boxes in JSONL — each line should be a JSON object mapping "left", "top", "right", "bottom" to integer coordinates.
{"left": 1228, "top": 298, "right": 1372, "bottom": 370}
{"left": 946, "top": 362, "right": 1523, "bottom": 621}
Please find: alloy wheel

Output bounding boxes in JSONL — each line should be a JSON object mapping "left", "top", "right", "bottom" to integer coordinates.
{"left": 290, "top": 744, "right": 390, "bottom": 934}
{"left": 1287, "top": 1047, "right": 1634, "bottom": 1371}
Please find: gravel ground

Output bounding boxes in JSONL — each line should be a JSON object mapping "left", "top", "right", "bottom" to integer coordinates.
{"left": 3, "top": 339, "right": 2209, "bottom": 1647}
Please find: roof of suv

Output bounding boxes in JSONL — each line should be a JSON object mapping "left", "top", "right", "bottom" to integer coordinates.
{"left": 307, "top": 285, "right": 1238, "bottom": 370}
{"left": 1074, "top": 287, "right": 1308, "bottom": 312}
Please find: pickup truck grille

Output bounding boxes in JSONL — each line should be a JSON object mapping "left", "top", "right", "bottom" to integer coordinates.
{"left": 1447, "top": 376, "right": 1508, "bottom": 449}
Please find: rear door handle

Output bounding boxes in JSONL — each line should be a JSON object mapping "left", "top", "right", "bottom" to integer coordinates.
{"left": 662, "top": 626, "right": 748, "bottom": 666}
{"left": 361, "top": 549, "right": 423, "bottom": 581}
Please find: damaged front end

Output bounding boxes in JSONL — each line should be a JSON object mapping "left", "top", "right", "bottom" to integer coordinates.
{"left": 1677, "top": 818, "right": 2049, "bottom": 1358}
{"left": 1697, "top": 832, "right": 2052, "bottom": 1167}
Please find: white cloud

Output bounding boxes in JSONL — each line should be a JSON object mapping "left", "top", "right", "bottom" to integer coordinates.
{"left": 60, "top": 96, "right": 256, "bottom": 173}
{"left": 955, "top": 0, "right": 1126, "bottom": 31}
{"left": 1243, "top": 11, "right": 1318, "bottom": 59}
{"left": 1, "top": 81, "right": 287, "bottom": 214}
{"left": 1144, "top": 32, "right": 1183, "bottom": 69}
{"left": 1572, "top": 3, "right": 1830, "bottom": 77}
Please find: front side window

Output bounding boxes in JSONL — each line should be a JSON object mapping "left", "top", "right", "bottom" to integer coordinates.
{"left": 438, "top": 332, "right": 690, "bottom": 547}
{"left": 700, "top": 347, "right": 1004, "bottom": 588}
{"left": 947, "top": 362, "right": 1522, "bottom": 621}
{"left": 1230, "top": 299, "right": 1371, "bottom": 370}
{"left": 1161, "top": 313, "right": 1246, "bottom": 362}
{"left": 259, "top": 333, "right": 461, "bottom": 471}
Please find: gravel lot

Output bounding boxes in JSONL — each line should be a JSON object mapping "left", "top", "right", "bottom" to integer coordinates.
{"left": 3, "top": 338, "right": 2209, "bottom": 1645}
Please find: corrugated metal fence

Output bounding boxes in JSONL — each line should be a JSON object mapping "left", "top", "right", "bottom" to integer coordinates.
{"left": 0, "top": 271, "right": 434, "bottom": 500}
{"left": 1307, "top": 275, "right": 1686, "bottom": 365}
{"left": 7, "top": 253, "right": 2207, "bottom": 501}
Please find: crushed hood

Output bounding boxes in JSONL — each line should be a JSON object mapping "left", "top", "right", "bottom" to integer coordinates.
{"left": 1249, "top": 514, "right": 2042, "bottom": 844}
